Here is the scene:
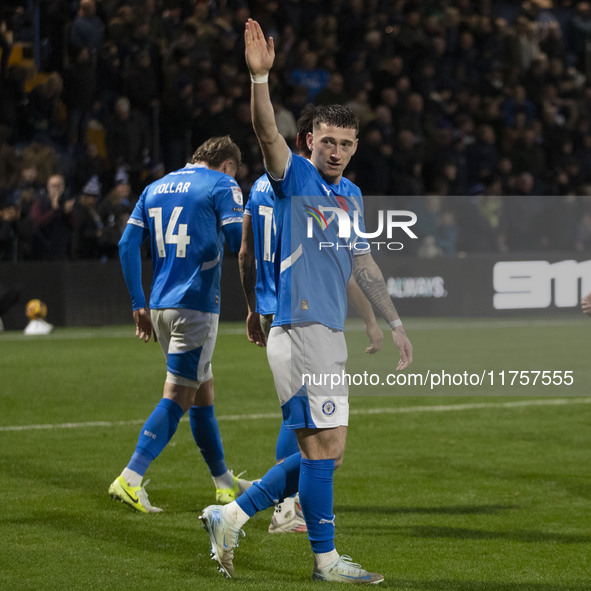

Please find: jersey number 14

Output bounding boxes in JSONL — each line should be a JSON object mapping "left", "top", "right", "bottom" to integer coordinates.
{"left": 148, "top": 206, "right": 191, "bottom": 258}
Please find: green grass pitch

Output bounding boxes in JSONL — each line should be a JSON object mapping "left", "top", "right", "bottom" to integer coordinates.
{"left": 0, "top": 317, "right": 589, "bottom": 590}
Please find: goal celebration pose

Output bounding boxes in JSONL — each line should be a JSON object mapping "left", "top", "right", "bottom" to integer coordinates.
{"left": 200, "top": 20, "right": 413, "bottom": 584}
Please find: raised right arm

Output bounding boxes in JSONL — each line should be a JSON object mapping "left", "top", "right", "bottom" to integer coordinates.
{"left": 244, "top": 19, "right": 291, "bottom": 180}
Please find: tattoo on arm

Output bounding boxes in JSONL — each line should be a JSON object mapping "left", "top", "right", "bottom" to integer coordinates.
{"left": 353, "top": 255, "right": 398, "bottom": 324}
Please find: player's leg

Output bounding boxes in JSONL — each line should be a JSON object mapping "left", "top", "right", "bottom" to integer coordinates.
{"left": 292, "top": 324, "right": 383, "bottom": 583}
{"left": 200, "top": 451, "right": 301, "bottom": 578}
{"left": 200, "top": 324, "right": 301, "bottom": 575}
{"left": 109, "top": 380, "right": 192, "bottom": 513}
{"left": 110, "top": 308, "right": 210, "bottom": 512}
{"left": 268, "top": 421, "right": 307, "bottom": 533}
{"left": 190, "top": 377, "right": 252, "bottom": 503}
{"left": 258, "top": 312, "right": 306, "bottom": 532}
{"left": 261, "top": 315, "right": 300, "bottom": 462}
{"left": 296, "top": 425, "right": 346, "bottom": 568}
{"left": 109, "top": 309, "right": 187, "bottom": 512}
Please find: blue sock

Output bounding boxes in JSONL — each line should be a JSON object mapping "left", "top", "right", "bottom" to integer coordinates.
{"left": 189, "top": 404, "right": 228, "bottom": 477}
{"left": 127, "top": 398, "right": 184, "bottom": 476}
{"left": 275, "top": 421, "right": 300, "bottom": 461}
{"left": 299, "top": 458, "right": 336, "bottom": 554}
{"left": 236, "top": 452, "right": 301, "bottom": 517}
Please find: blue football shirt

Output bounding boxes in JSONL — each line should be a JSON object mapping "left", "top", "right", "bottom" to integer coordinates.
{"left": 127, "top": 163, "right": 243, "bottom": 313}
{"left": 245, "top": 174, "right": 277, "bottom": 315}
{"left": 269, "top": 152, "right": 368, "bottom": 331}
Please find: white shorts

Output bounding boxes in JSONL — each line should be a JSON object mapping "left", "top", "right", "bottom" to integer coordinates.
{"left": 151, "top": 309, "right": 218, "bottom": 387}
{"left": 267, "top": 323, "right": 349, "bottom": 430}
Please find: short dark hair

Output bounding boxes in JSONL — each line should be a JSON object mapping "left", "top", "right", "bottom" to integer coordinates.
{"left": 295, "top": 105, "right": 316, "bottom": 157}
{"left": 313, "top": 105, "right": 359, "bottom": 135}
{"left": 191, "top": 135, "right": 242, "bottom": 169}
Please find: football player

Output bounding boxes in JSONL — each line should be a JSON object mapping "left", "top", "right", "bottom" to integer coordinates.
{"left": 239, "top": 107, "right": 384, "bottom": 535}
{"left": 199, "top": 20, "right": 412, "bottom": 584}
{"left": 110, "top": 136, "right": 251, "bottom": 512}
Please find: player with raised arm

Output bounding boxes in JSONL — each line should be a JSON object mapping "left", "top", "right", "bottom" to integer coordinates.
{"left": 110, "top": 136, "right": 251, "bottom": 513}
{"left": 199, "top": 20, "right": 412, "bottom": 583}
{"left": 239, "top": 107, "right": 384, "bottom": 534}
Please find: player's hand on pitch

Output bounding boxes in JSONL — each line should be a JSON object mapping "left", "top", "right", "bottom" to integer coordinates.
{"left": 365, "top": 321, "right": 383, "bottom": 354}
{"left": 133, "top": 308, "right": 157, "bottom": 343}
{"left": 246, "top": 311, "right": 267, "bottom": 347}
{"left": 582, "top": 291, "right": 591, "bottom": 316}
{"left": 245, "top": 18, "right": 275, "bottom": 76}
{"left": 392, "top": 327, "right": 412, "bottom": 371}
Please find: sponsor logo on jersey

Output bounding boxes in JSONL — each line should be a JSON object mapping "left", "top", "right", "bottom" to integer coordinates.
{"left": 231, "top": 185, "right": 243, "bottom": 205}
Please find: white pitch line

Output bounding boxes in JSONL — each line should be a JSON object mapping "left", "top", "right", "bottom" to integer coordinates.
{"left": 0, "top": 398, "right": 589, "bottom": 433}
{"left": 0, "top": 317, "right": 585, "bottom": 341}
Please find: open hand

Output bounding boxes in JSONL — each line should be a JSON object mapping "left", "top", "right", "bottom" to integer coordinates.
{"left": 245, "top": 18, "right": 275, "bottom": 76}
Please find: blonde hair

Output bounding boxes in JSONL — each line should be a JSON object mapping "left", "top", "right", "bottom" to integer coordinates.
{"left": 191, "top": 136, "right": 242, "bottom": 169}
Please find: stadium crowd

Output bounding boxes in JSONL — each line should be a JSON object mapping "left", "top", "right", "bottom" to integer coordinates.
{"left": 2, "top": 0, "right": 591, "bottom": 261}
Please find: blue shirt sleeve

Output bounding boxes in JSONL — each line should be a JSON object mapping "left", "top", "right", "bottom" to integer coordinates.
{"left": 268, "top": 152, "right": 317, "bottom": 200}
{"left": 212, "top": 175, "right": 244, "bottom": 255}
{"left": 213, "top": 176, "right": 244, "bottom": 224}
{"left": 119, "top": 222, "right": 147, "bottom": 310}
{"left": 222, "top": 221, "right": 243, "bottom": 254}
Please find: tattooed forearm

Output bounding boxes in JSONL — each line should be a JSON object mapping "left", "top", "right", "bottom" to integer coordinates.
{"left": 353, "top": 254, "right": 399, "bottom": 324}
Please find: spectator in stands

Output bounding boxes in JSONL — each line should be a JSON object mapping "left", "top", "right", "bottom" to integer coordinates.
{"left": 71, "top": 141, "right": 108, "bottom": 195}
{"left": 0, "top": 197, "right": 20, "bottom": 262}
{"left": 105, "top": 97, "right": 150, "bottom": 193}
{"left": 26, "top": 72, "right": 64, "bottom": 140}
{"left": 410, "top": 192, "right": 458, "bottom": 257}
{"left": 350, "top": 127, "right": 391, "bottom": 196}
{"left": 271, "top": 95, "right": 297, "bottom": 145}
{"left": 97, "top": 167, "right": 133, "bottom": 260}
{"left": 454, "top": 185, "right": 500, "bottom": 253}
{"left": 346, "top": 89, "right": 375, "bottom": 129}
{"left": 95, "top": 39, "right": 123, "bottom": 105}
{"left": 540, "top": 21, "right": 565, "bottom": 61}
{"left": 391, "top": 129, "right": 425, "bottom": 197}
{"left": 71, "top": 0, "right": 104, "bottom": 58}
{"left": 398, "top": 92, "right": 434, "bottom": 143}
{"left": 10, "top": 162, "right": 42, "bottom": 208}
{"left": 575, "top": 209, "right": 591, "bottom": 250}
{"left": 466, "top": 124, "right": 499, "bottom": 184}
{"left": 63, "top": 47, "right": 96, "bottom": 147}
{"left": 31, "top": 173, "right": 75, "bottom": 260}
{"left": 0, "top": 137, "right": 20, "bottom": 196}
{"left": 314, "top": 72, "right": 349, "bottom": 106}
{"left": 500, "top": 84, "right": 537, "bottom": 128}
{"left": 510, "top": 125, "right": 546, "bottom": 176}
{"left": 498, "top": 172, "right": 543, "bottom": 251}
{"left": 0, "top": 65, "right": 28, "bottom": 142}
{"left": 127, "top": 49, "right": 160, "bottom": 130}
{"left": 289, "top": 50, "right": 330, "bottom": 102}
{"left": 567, "top": 1, "right": 591, "bottom": 70}
{"left": 4, "top": 0, "right": 591, "bottom": 259}
{"left": 72, "top": 175, "right": 103, "bottom": 259}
